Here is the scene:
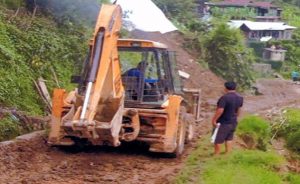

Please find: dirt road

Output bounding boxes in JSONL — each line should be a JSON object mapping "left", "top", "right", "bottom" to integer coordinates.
{"left": 0, "top": 78, "right": 299, "bottom": 184}
{"left": 0, "top": 134, "right": 184, "bottom": 184}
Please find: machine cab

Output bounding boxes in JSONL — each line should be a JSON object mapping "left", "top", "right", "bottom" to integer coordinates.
{"left": 118, "top": 39, "right": 181, "bottom": 108}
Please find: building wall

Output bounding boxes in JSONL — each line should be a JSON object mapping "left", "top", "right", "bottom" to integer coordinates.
{"left": 245, "top": 30, "right": 293, "bottom": 41}
{"left": 208, "top": 4, "right": 281, "bottom": 18}
{"left": 263, "top": 49, "right": 286, "bottom": 61}
{"left": 270, "top": 51, "right": 286, "bottom": 61}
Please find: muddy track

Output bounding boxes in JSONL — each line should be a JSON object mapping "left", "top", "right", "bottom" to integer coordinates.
{"left": 0, "top": 135, "right": 185, "bottom": 184}
{"left": 0, "top": 78, "right": 299, "bottom": 184}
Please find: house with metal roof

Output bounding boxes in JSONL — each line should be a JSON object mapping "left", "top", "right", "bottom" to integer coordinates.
{"left": 206, "top": 0, "right": 282, "bottom": 22}
{"left": 229, "top": 20, "right": 296, "bottom": 41}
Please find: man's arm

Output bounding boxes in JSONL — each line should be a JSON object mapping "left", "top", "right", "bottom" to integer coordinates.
{"left": 236, "top": 107, "right": 242, "bottom": 117}
{"left": 211, "top": 107, "right": 224, "bottom": 127}
{"left": 236, "top": 97, "right": 243, "bottom": 117}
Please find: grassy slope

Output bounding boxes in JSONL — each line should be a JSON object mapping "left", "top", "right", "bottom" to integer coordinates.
{"left": 176, "top": 136, "right": 300, "bottom": 184}
{"left": 0, "top": 4, "right": 88, "bottom": 141}
{"left": 175, "top": 133, "right": 300, "bottom": 184}
{"left": 0, "top": 6, "right": 87, "bottom": 115}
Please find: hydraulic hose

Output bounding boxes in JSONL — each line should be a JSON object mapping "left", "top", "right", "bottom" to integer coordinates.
{"left": 80, "top": 29, "right": 105, "bottom": 120}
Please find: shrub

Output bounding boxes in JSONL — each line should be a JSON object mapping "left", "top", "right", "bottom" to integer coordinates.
{"left": 238, "top": 115, "right": 271, "bottom": 150}
{"left": 247, "top": 41, "right": 266, "bottom": 58}
{"left": 286, "top": 129, "right": 300, "bottom": 152}
{"left": 204, "top": 23, "right": 255, "bottom": 89}
{"left": 271, "top": 108, "right": 300, "bottom": 154}
{"left": 283, "top": 109, "right": 300, "bottom": 134}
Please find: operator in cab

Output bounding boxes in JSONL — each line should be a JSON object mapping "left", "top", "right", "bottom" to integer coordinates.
{"left": 123, "top": 61, "right": 148, "bottom": 79}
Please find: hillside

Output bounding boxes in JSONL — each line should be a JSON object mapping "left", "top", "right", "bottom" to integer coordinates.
{"left": 0, "top": 4, "right": 88, "bottom": 115}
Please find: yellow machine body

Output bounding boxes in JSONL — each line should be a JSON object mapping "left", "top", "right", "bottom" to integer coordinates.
{"left": 48, "top": 4, "right": 200, "bottom": 155}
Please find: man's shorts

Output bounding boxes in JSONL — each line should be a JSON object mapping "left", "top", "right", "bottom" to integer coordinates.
{"left": 214, "top": 123, "right": 236, "bottom": 144}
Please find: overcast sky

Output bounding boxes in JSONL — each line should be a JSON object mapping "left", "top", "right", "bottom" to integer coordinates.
{"left": 114, "top": 0, "right": 177, "bottom": 33}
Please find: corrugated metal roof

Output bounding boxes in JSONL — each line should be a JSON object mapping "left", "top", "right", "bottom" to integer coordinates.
{"left": 229, "top": 20, "right": 296, "bottom": 31}
{"left": 208, "top": 0, "right": 278, "bottom": 8}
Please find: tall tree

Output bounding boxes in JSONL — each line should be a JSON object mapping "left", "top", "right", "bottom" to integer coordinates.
{"left": 205, "top": 23, "right": 254, "bottom": 89}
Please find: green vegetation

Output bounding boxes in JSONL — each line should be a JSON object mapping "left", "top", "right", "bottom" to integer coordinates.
{"left": 0, "top": 2, "right": 97, "bottom": 114}
{"left": 274, "top": 108, "right": 300, "bottom": 153}
{"left": 202, "top": 151, "right": 283, "bottom": 184}
{"left": 204, "top": 0, "right": 300, "bottom": 79}
{"left": 175, "top": 114, "right": 300, "bottom": 184}
{"left": 175, "top": 136, "right": 287, "bottom": 184}
{"left": 204, "top": 24, "right": 254, "bottom": 89}
{"left": 0, "top": 115, "right": 21, "bottom": 141}
{"left": 0, "top": 113, "right": 45, "bottom": 141}
{"left": 286, "top": 173, "right": 300, "bottom": 184}
{"left": 280, "top": 0, "right": 300, "bottom": 8}
{"left": 287, "top": 130, "right": 300, "bottom": 152}
{"left": 281, "top": 109, "right": 300, "bottom": 135}
{"left": 0, "top": 0, "right": 23, "bottom": 9}
{"left": 264, "top": 2, "right": 300, "bottom": 77}
{"left": 267, "top": 34, "right": 300, "bottom": 78}
{"left": 247, "top": 42, "right": 266, "bottom": 59}
{"left": 237, "top": 115, "right": 271, "bottom": 150}
{"left": 0, "top": 0, "right": 108, "bottom": 140}
{"left": 210, "top": 7, "right": 256, "bottom": 20}
{"left": 152, "top": 0, "right": 197, "bottom": 29}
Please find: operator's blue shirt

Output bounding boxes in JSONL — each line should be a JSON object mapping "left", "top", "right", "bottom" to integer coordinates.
{"left": 126, "top": 68, "right": 158, "bottom": 83}
{"left": 127, "top": 68, "right": 142, "bottom": 78}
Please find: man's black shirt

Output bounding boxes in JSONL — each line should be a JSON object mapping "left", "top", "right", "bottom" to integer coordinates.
{"left": 217, "top": 92, "right": 243, "bottom": 124}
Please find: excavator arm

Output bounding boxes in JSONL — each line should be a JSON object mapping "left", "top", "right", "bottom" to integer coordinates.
{"left": 49, "top": 4, "right": 124, "bottom": 147}
{"left": 80, "top": 4, "right": 123, "bottom": 122}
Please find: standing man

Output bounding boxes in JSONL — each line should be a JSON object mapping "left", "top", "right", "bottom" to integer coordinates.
{"left": 211, "top": 81, "right": 243, "bottom": 155}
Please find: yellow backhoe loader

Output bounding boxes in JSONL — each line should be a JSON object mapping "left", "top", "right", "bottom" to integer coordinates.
{"left": 48, "top": 4, "right": 201, "bottom": 156}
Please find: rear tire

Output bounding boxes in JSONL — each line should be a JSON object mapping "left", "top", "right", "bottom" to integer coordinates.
{"left": 185, "top": 121, "right": 194, "bottom": 144}
{"left": 174, "top": 119, "right": 186, "bottom": 157}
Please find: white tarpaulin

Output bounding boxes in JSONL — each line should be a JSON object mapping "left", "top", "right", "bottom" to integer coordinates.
{"left": 260, "top": 36, "right": 272, "bottom": 42}
{"left": 114, "top": 0, "right": 178, "bottom": 33}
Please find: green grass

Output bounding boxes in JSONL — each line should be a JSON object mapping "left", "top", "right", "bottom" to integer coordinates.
{"left": 0, "top": 6, "right": 88, "bottom": 115}
{"left": 175, "top": 114, "right": 300, "bottom": 184}
{"left": 275, "top": 108, "right": 300, "bottom": 153}
{"left": 286, "top": 129, "right": 300, "bottom": 152}
{"left": 203, "top": 165, "right": 280, "bottom": 184}
{"left": 284, "top": 108, "right": 300, "bottom": 132}
{"left": 202, "top": 150, "right": 283, "bottom": 184}
{"left": 285, "top": 173, "right": 300, "bottom": 184}
{"left": 175, "top": 136, "right": 212, "bottom": 184}
{"left": 175, "top": 135, "right": 286, "bottom": 184}
{"left": 237, "top": 115, "right": 271, "bottom": 150}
